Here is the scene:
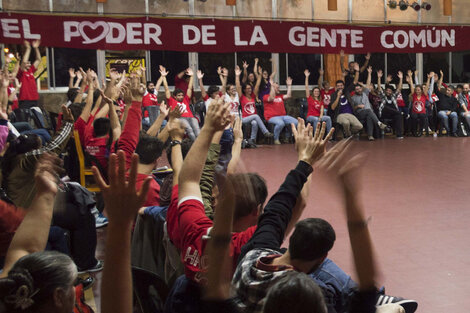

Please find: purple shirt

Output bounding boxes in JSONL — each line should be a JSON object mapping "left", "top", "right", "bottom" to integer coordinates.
{"left": 338, "top": 95, "right": 354, "bottom": 114}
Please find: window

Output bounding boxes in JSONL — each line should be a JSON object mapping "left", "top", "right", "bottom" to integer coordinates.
{"left": 354, "top": 53, "right": 385, "bottom": 85}
{"left": 150, "top": 51, "right": 189, "bottom": 86}
{"left": 423, "top": 52, "right": 449, "bottom": 83}
{"left": 105, "top": 50, "right": 145, "bottom": 78}
{"left": 236, "top": 52, "right": 272, "bottom": 76}
{"left": 287, "top": 53, "right": 321, "bottom": 86}
{"left": 387, "top": 53, "right": 416, "bottom": 84}
{"left": 451, "top": 51, "right": 470, "bottom": 83}
{"left": 50, "top": 48, "right": 97, "bottom": 87}
{"left": 198, "top": 53, "right": 234, "bottom": 86}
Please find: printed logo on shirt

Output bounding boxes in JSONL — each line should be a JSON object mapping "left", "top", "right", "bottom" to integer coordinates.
{"left": 230, "top": 101, "right": 239, "bottom": 115}
{"left": 177, "top": 102, "right": 188, "bottom": 114}
{"left": 244, "top": 101, "right": 256, "bottom": 115}
{"left": 414, "top": 100, "right": 424, "bottom": 112}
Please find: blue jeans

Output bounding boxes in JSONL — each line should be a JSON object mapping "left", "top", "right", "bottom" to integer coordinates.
{"left": 310, "top": 258, "right": 358, "bottom": 313}
{"left": 268, "top": 115, "right": 298, "bottom": 140}
{"left": 461, "top": 112, "right": 470, "bottom": 128}
{"left": 181, "top": 117, "right": 200, "bottom": 141}
{"left": 306, "top": 116, "right": 332, "bottom": 134}
{"left": 13, "top": 122, "right": 52, "bottom": 144}
{"left": 438, "top": 110, "right": 458, "bottom": 134}
{"left": 242, "top": 114, "right": 269, "bottom": 140}
{"left": 164, "top": 275, "right": 202, "bottom": 313}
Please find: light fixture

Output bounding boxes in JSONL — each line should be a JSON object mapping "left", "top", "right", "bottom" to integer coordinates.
{"left": 388, "top": 0, "right": 397, "bottom": 9}
{"left": 421, "top": 2, "right": 431, "bottom": 10}
{"left": 410, "top": 2, "right": 421, "bottom": 10}
{"left": 399, "top": 0, "right": 408, "bottom": 10}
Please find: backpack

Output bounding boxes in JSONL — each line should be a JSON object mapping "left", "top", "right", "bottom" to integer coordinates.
{"left": 73, "top": 283, "right": 94, "bottom": 313}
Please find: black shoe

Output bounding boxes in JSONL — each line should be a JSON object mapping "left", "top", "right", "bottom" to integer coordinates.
{"left": 263, "top": 132, "right": 274, "bottom": 138}
{"left": 78, "top": 260, "right": 104, "bottom": 275}
{"left": 376, "top": 292, "right": 418, "bottom": 313}
{"left": 247, "top": 139, "right": 257, "bottom": 148}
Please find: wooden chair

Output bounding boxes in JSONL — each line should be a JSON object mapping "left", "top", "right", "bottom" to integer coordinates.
{"left": 73, "top": 130, "right": 100, "bottom": 193}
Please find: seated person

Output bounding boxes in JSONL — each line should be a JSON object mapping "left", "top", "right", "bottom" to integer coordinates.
{"left": 377, "top": 70, "right": 404, "bottom": 139}
{"left": 436, "top": 71, "right": 459, "bottom": 137}
{"left": 304, "top": 69, "right": 332, "bottom": 134}
{"left": 330, "top": 80, "right": 363, "bottom": 138}
{"left": 236, "top": 65, "right": 273, "bottom": 146}
{"left": 350, "top": 66, "right": 387, "bottom": 141}
{"left": 163, "top": 68, "right": 200, "bottom": 140}
{"left": 457, "top": 83, "right": 470, "bottom": 128}
{"left": 407, "top": 73, "right": 430, "bottom": 137}
{"left": 318, "top": 68, "right": 335, "bottom": 112}
{"left": 262, "top": 77, "right": 298, "bottom": 145}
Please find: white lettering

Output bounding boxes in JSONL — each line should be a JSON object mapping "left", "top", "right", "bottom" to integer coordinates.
{"left": 289, "top": 26, "right": 305, "bottom": 46}
{"left": 250, "top": 26, "right": 268, "bottom": 45}
{"left": 106, "top": 22, "right": 126, "bottom": 44}
{"left": 380, "top": 30, "right": 394, "bottom": 49}
{"left": 320, "top": 29, "right": 336, "bottom": 47}
{"left": 183, "top": 247, "right": 200, "bottom": 267}
{"left": 64, "top": 21, "right": 80, "bottom": 42}
{"left": 427, "top": 28, "right": 440, "bottom": 48}
{"left": 1, "top": 19, "right": 20, "bottom": 39}
{"left": 144, "top": 24, "right": 162, "bottom": 45}
{"left": 350, "top": 30, "right": 363, "bottom": 48}
{"left": 336, "top": 29, "right": 350, "bottom": 47}
{"left": 126, "top": 23, "right": 142, "bottom": 44}
{"left": 182, "top": 25, "right": 200, "bottom": 45}
{"left": 441, "top": 29, "right": 455, "bottom": 47}
{"left": 201, "top": 25, "right": 216, "bottom": 45}
{"left": 22, "top": 20, "right": 40, "bottom": 39}
{"left": 307, "top": 27, "right": 320, "bottom": 47}
{"left": 394, "top": 30, "right": 409, "bottom": 49}
{"left": 409, "top": 30, "right": 426, "bottom": 48}
{"left": 234, "top": 26, "right": 248, "bottom": 46}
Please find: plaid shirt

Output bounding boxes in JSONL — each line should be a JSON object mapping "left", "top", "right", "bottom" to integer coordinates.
{"left": 378, "top": 91, "right": 399, "bottom": 117}
{"left": 232, "top": 249, "right": 294, "bottom": 313}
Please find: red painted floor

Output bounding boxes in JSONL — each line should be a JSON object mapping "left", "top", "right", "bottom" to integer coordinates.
{"left": 93, "top": 136, "right": 470, "bottom": 313}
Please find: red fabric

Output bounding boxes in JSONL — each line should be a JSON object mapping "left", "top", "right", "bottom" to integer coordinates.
{"left": 320, "top": 88, "right": 335, "bottom": 108}
{"left": 0, "top": 200, "right": 25, "bottom": 258}
{"left": 174, "top": 75, "right": 189, "bottom": 94}
{"left": 0, "top": 13, "right": 466, "bottom": 54}
{"left": 142, "top": 93, "right": 159, "bottom": 117}
{"left": 17, "top": 65, "right": 38, "bottom": 101}
{"left": 240, "top": 94, "right": 257, "bottom": 118}
{"left": 136, "top": 173, "right": 160, "bottom": 206}
{"left": 7, "top": 84, "right": 19, "bottom": 110}
{"left": 84, "top": 136, "right": 110, "bottom": 171}
{"left": 177, "top": 197, "right": 257, "bottom": 283}
{"left": 412, "top": 94, "right": 428, "bottom": 114}
{"left": 167, "top": 95, "right": 194, "bottom": 118}
{"left": 262, "top": 94, "right": 286, "bottom": 121}
{"left": 307, "top": 96, "right": 323, "bottom": 117}
{"left": 396, "top": 92, "right": 406, "bottom": 107}
{"left": 74, "top": 117, "right": 87, "bottom": 144}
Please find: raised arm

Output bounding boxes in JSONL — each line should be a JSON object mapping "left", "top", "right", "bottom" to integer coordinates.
{"left": 253, "top": 67, "right": 262, "bottom": 98}
{"left": 94, "top": 151, "right": 150, "bottom": 313}
{"left": 330, "top": 89, "right": 342, "bottom": 110}
{"left": 353, "top": 63, "right": 360, "bottom": 85}
{"left": 340, "top": 50, "right": 346, "bottom": 73}
{"left": 178, "top": 98, "right": 231, "bottom": 202}
{"left": 285, "top": 76, "right": 292, "bottom": 100}
{"left": 197, "top": 70, "right": 207, "bottom": 99}
{"left": 147, "top": 101, "right": 169, "bottom": 137}
{"left": 364, "top": 66, "right": 372, "bottom": 90}
{"left": 437, "top": 70, "right": 444, "bottom": 91}
{"left": 318, "top": 68, "right": 325, "bottom": 89}
{"left": 396, "top": 71, "right": 403, "bottom": 93}
{"left": 406, "top": 71, "right": 415, "bottom": 95}
{"left": 241, "top": 60, "right": 249, "bottom": 84}
{"left": 267, "top": 78, "right": 276, "bottom": 102}
{"left": 101, "top": 91, "right": 122, "bottom": 141}
{"left": 376, "top": 70, "right": 383, "bottom": 94}
{"left": 359, "top": 52, "right": 371, "bottom": 73}
{"left": 31, "top": 40, "right": 41, "bottom": 69}
{"left": 1, "top": 154, "right": 61, "bottom": 277}
{"left": 68, "top": 68, "right": 76, "bottom": 89}
{"left": 304, "top": 69, "right": 311, "bottom": 98}
{"left": 79, "top": 71, "right": 95, "bottom": 124}
{"left": 220, "top": 67, "right": 228, "bottom": 92}
{"left": 186, "top": 68, "right": 194, "bottom": 98}
{"left": 168, "top": 118, "right": 186, "bottom": 187}
{"left": 235, "top": 65, "right": 243, "bottom": 96}
{"left": 227, "top": 117, "right": 242, "bottom": 175}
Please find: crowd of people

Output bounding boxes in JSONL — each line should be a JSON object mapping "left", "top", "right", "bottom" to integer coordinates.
{"left": 5, "top": 40, "right": 466, "bottom": 313}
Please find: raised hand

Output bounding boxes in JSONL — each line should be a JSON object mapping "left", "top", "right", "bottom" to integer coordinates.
{"left": 318, "top": 68, "right": 324, "bottom": 75}
{"left": 235, "top": 65, "right": 242, "bottom": 77}
{"left": 205, "top": 96, "right": 231, "bottom": 131}
{"left": 292, "top": 118, "right": 335, "bottom": 166}
{"left": 354, "top": 63, "right": 360, "bottom": 72}
{"left": 217, "top": 66, "right": 222, "bottom": 76}
{"left": 109, "top": 68, "right": 120, "bottom": 81}
{"left": 92, "top": 151, "right": 150, "bottom": 227}
{"left": 428, "top": 72, "right": 435, "bottom": 79}
{"left": 62, "top": 104, "right": 74, "bottom": 122}
{"left": 397, "top": 71, "right": 403, "bottom": 79}
{"left": 168, "top": 105, "right": 183, "bottom": 121}
{"left": 286, "top": 76, "right": 293, "bottom": 86}
{"left": 222, "top": 68, "right": 229, "bottom": 77}
{"left": 186, "top": 67, "right": 194, "bottom": 77}
{"left": 129, "top": 76, "right": 145, "bottom": 101}
{"left": 35, "top": 153, "right": 64, "bottom": 196}
{"left": 197, "top": 70, "right": 204, "bottom": 80}
{"left": 31, "top": 40, "right": 41, "bottom": 48}
{"left": 69, "top": 68, "right": 76, "bottom": 78}
{"left": 159, "top": 65, "right": 168, "bottom": 77}
{"left": 242, "top": 61, "right": 249, "bottom": 69}
{"left": 377, "top": 70, "right": 383, "bottom": 78}
{"left": 386, "top": 74, "right": 392, "bottom": 83}
{"left": 23, "top": 40, "right": 31, "bottom": 49}
{"left": 439, "top": 69, "right": 444, "bottom": 77}
{"left": 367, "top": 66, "right": 372, "bottom": 74}
{"left": 254, "top": 58, "right": 259, "bottom": 63}
{"left": 159, "top": 101, "right": 170, "bottom": 117}
{"left": 304, "top": 69, "right": 311, "bottom": 77}
{"left": 232, "top": 117, "right": 243, "bottom": 142}
{"left": 168, "top": 118, "right": 186, "bottom": 141}
{"left": 365, "top": 52, "right": 371, "bottom": 60}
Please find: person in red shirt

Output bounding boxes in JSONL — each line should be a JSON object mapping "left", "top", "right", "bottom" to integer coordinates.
{"left": 318, "top": 68, "right": 335, "bottom": 111}
{"left": 142, "top": 66, "right": 166, "bottom": 126}
{"left": 235, "top": 66, "right": 273, "bottom": 146}
{"left": 164, "top": 67, "right": 200, "bottom": 140}
{"left": 407, "top": 72, "right": 430, "bottom": 137}
{"left": 17, "top": 40, "right": 41, "bottom": 110}
{"left": 262, "top": 77, "right": 298, "bottom": 144}
{"left": 305, "top": 70, "right": 332, "bottom": 134}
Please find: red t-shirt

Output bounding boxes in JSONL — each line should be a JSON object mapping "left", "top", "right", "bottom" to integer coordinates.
{"left": 0, "top": 200, "right": 25, "bottom": 258}
{"left": 396, "top": 92, "right": 406, "bottom": 107}
{"left": 173, "top": 195, "right": 256, "bottom": 283}
{"left": 262, "top": 94, "right": 286, "bottom": 121}
{"left": 84, "top": 118, "right": 114, "bottom": 171}
{"left": 142, "top": 93, "right": 159, "bottom": 117}
{"left": 168, "top": 95, "right": 193, "bottom": 118}
{"left": 166, "top": 185, "right": 182, "bottom": 250}
{"left": 136, "top": 173, "right": 160, "bottom": 207}
{"left": 17, "top": 65, "right": 38, "bottom": 101}
{"left": 74, "top": 117, "right": 87, "bottom": 145}
{"left": 412, "top": 94, "right": 428, "bottom": 114}
{"left": 307, "top": 96, "right": 323, "bottom": 117}
{"left": 7, "top": 84, "right": 19, "bottom": 110}
{"left": 240, "top": 94, "right": 257, "bottom": 118}
{"left": 320, "top": 88, "right": 335, "bottom": 108}
{"left": 175, "top": 75, "right": 189, "bottom": 95}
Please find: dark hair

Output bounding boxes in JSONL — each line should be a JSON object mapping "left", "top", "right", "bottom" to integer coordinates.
{"left": 135, "top": 134, "right": 165, "bottom": 165}
{"left": 226, "top": 84, "right": 235, "bottom": 93}
{"left": 69, "top": 102, "right": 85, "bottom": 121}
{"left": 384, "top": 84, "right": 395, "bottom": 92}
{"left": 289, "top": 218, "right": 335, "bottom": 261}
{"left": 230, "top": 173, "right": 267, "bottom": 220}
{"left": 93, "top": 118, "right": 111, "bottom": 138}
{"left": 146, "top": 81, "right": 154, "bottom": 88}
{"left": 354, "top": 84, "right": 362, "bottom": 89}
{"left": 335, "top": 80, "right": 345, "bottom": 85}
{"left": 321, "top": 81, "right": 329, "bottom": 87}
{"left": 242, "top": 83, "right": 253, "bottom": 95}
{"left": 311, "top": 87, "right": 321, "bottom": 100}
{"left": 0, "top": 251, "right": 76, "bottom": 313}
{"left": 457, "top": 84, "right": 463, "bottom": 89}
{"left": 264, "top": 272, "right": 327, "bottom": 313}
{"left": 173, "top": 89, "right": 184, "bottom": 97}
{"left": 166, "top": 138, "right": 193, "bottom": 168}
{"left": 207, "top": 85, "right": 219, "bottom": 97}
{"left": 66, "top": 88, "right": 79, "bottom": 102}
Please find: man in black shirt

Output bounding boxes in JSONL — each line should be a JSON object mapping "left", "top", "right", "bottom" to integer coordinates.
{"left": 436, "top": 85, "right": 459, "bottom": 136}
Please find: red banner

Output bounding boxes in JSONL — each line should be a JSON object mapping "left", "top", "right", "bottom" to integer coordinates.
{"left": 0, "top": 12, "right": 467, "bottom": 54}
